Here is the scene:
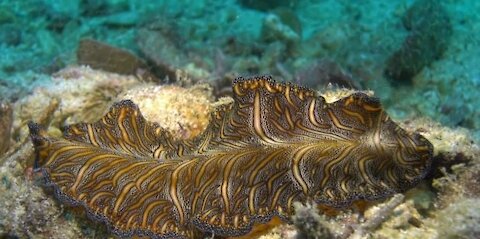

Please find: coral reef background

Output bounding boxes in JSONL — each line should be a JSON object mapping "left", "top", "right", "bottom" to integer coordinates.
{"left": 0, "top": 0, "right": 479, "bottom": 238}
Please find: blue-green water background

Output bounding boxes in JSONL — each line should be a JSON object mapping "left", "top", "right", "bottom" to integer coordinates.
{"left": 0, "top": 0, "right": 479, "bottom": 139}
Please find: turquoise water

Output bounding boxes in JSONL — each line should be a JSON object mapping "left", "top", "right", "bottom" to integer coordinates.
{"left": 1, "top": 0, "right": 479, "bottom": 138}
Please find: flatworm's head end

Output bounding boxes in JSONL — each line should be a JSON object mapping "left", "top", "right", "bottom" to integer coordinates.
{"left": 373, "top": 119, "right": 434, "bottom": 189}
{"left": 394, "top": 128, "right": 434, "bottom": 179}
{"left": 28, "top": 122, "right": 46, "bottom": 145}
{"left": 28, "top": 122, "right": 51, "bottom": 169}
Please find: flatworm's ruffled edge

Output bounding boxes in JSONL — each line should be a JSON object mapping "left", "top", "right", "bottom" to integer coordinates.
{"left": 233, "top": 75, "right": 318, "bottom": 97}
{"left": 28, "top": 122, "right": 187, "bottom": 239}
{"left": 232, "top": 75, "right": 435, "bottom": 208}
{"left": 192, "top": 210, "right": 291, "bottom": 237}
{"left": 44, "top": 169, "right": 188, "bottom": 239}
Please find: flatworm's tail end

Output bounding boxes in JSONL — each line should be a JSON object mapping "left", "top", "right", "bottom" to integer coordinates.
{"left": 28, "top": 122, "right": 48, "bottom": 146}
{"left": 28, "top": 122, "right": 51, "bottom": 169}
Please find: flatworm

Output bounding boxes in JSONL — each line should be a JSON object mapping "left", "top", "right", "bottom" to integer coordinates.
{"left": 29, "top": 76, "right": 433, "bottom": 238}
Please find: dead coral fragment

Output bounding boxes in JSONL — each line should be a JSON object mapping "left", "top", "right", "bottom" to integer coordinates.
{"left": 351, "top": 194, "right": 406, "bottom": 239}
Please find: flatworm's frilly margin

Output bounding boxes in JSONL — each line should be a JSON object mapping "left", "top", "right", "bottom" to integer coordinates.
{"left": 29, "top": 76, "right": 433, "bottom": 238}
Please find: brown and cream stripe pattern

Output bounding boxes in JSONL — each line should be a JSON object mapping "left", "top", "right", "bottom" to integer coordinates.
{"left": 29, "top": 76, "right": 433, "bottom": 238}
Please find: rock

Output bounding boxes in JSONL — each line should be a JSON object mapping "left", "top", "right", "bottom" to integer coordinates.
{"left": 119, "top": 84, "right": 213, "bottom": 139}
{"left": 384, "top": 0, "right": 452, "bottom": 83}
{"left": 77, "top": 38, "right": 157, "bottom": 81}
